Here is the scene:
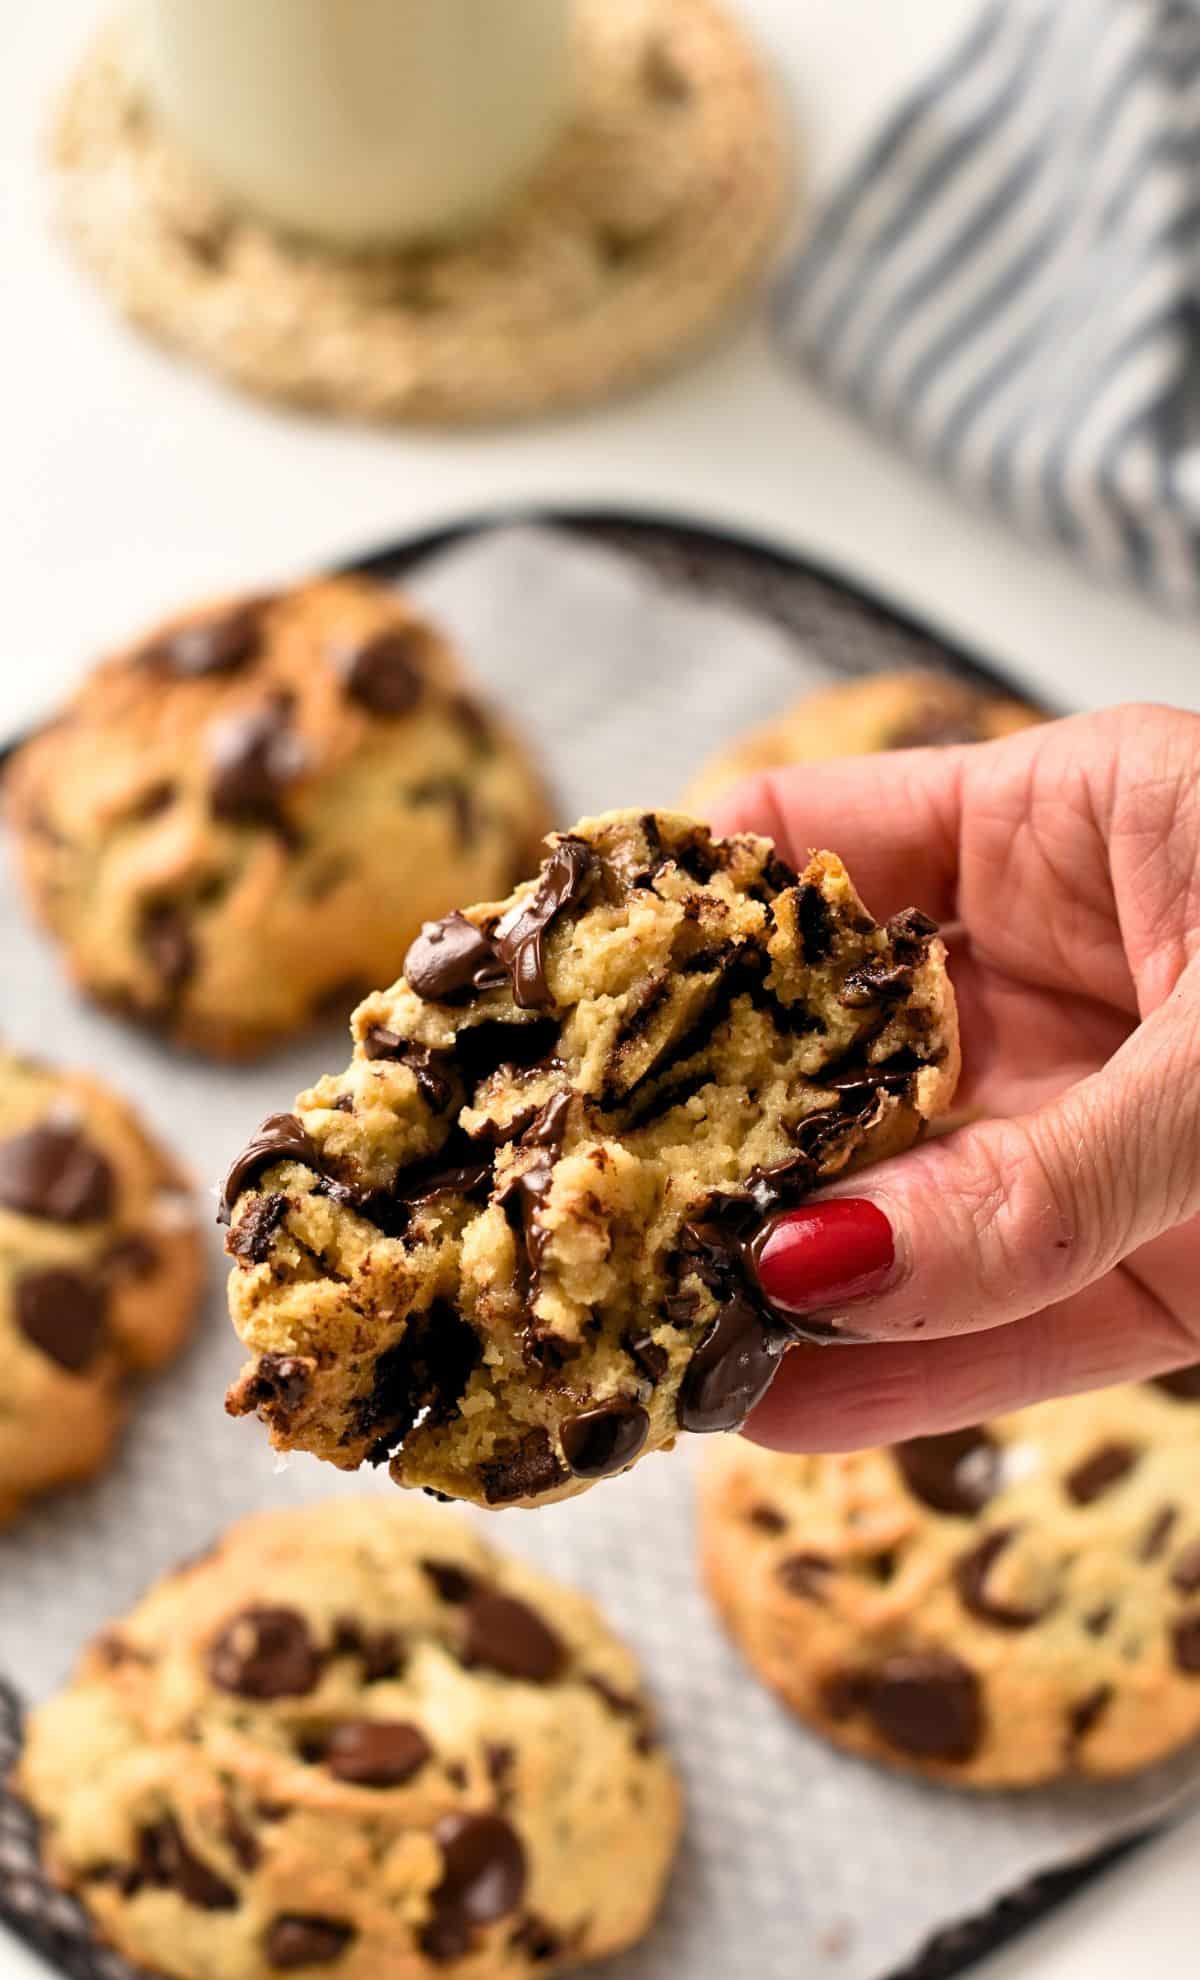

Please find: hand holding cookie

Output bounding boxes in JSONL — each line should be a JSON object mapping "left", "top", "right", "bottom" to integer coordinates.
{"left": 709, "top": 705, "right": 1200, "bottom": 1448}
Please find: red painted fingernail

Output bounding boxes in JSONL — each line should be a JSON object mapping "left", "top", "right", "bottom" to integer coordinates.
{"left": 753, "top": 1200, "right": 895, "bottom": 1313}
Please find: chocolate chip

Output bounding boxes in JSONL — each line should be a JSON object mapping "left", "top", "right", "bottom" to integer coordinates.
{"left": 496, "top": 1090, "right": 571, "bottom": 1272}
{"left": 510, "top": 1916, "right": 562, "bottom": 1963}
{"left": 866, "top": 1652, "right": 983, "bottom": 1763}
{"left": 678, "top": 1292, "right": 788, "bottom": 1433}
{"left": 219, "top": 1113, "right": 317, "bottom": 1223}
{"left": 337, "top": 627, "right": 426, "bottom": 716}
{"left": 796, "top": 885, "right": 835, "bottom": 964}
{"left": 749, "top": 1505, "right": 787, "bottom": 1535}
{"left": 140, "top": 901, "right": 196, "bottom": 991}
{"left": 886, "top": 907, "right": 938, "bottom": 958}
{"left": 332, "top": 1620, "right": 404, "bottom": 1682}
{"left": 479, "top": 1430, "right": 568, "bottom": 1505}
{"left": 322, "top": 1720, "right": 432, "bottom": 1786}
{"left": 462, "top": 1588, "right": 566, "bottom": 1683}
{"left": 0, "top": 1125, "right": 115, "bottom": 1223}
{"left": 266, "top": 1917, "right": 355, "bottom": 1968}
{"left": 237, "top": 1352, "right": 310, "bottom": 1417}
{"left": 223, "top": 1810, "right": 261, "bottom": 1872}
{"left": 1153, "top": 1365, "right": 1200, "bottom": 1400}
{"left": 228, "top": 1194, "right": 289, "bottom": 1266}
{"left": 136, "top": 1819, "right": 237, "bottom": 1911}
{"left": 838, "top": 957, "right": 914, "bottom": 1008}
{"left": 893, "top": 1427, "right": 1001, "bottom": 1517}
{"left": 355, "top": 1302, "right": 480, "bottom": 1462}
{"left": 1069, "top": 1685, "right": 1113, "bottom": 1744}
{"left": 953, "top": 1528, "right": 1051, "bottom": 1630}
{"left": 560, "top": 1400, "right": 649, "bottom": 1479}
{"left": 1139, "top": 1505, "right": 1179, "bottom": 1562}
{"left": 140, "top": 598, "right": 268, "bottom": 678}
{"left": 485, "top": 1743, "right": 516, "bottom": 1795}
{"left": 624, "top": 1329, "right": 669, "bottom": 1383}
{"left": 405, "top": 912, "right": 509, "bottom": 1002}
{"left": 423, "top": 1812, "right": 526, "bottom": 1961}
{"left": 1171, "top": 1541, "right": 1200, "bottom": 1595}
{"left": 15, "top": 1270, "right": 108, "bottom": 1371}
{"left": 1172, "top": 1615, "right": 1200, "bottom": 1674}
{"left": 209, "top": 700, "right": 307, "bottom": 830}
{"left": 776, "top": 1552, "right": 833, "bottom": 1601}
{"left": 208, "top": 1607, "right": 321, "bottom": 1699}
{"left": 421, "top": 1560, "right": 476, "bottom": 1604}
{"left": 492, "top": 839, "right": 598, "bottom": 1010}
{"left": 1083, "top": 1604, "right": 1115, "bottom": 1638}
{"left": 662, "top": 1293, "right": 700, "bottom": 1327}
{"left": 361, "top": 1030, "right": 455, "bottom": 1111}
{"left": 1065, "top": 1442, "right": 1138, "bottom": 1505}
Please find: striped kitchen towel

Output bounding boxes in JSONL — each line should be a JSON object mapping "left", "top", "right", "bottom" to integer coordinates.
{"left": 775, "top": 0, "right": 1200, "bottom": 606}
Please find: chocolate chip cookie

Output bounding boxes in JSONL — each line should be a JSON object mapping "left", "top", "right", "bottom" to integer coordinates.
{"left": 6, "top": 579, "right": 549, "bottom": 1058}
{"left": 700, "top": 1378, "right": 1200, "bottom": 1787}
{"left": 683, "top": 669, "right": 1044, "bottom": 812}
{"left": 223, "top": 809, "right": 959, "bottom": 1508}
{"left": 16, "top": 1498, "right": 681, "bottom": 1980}
{"left": 0, "top": 1046, "right": 202, "bottom": 1524}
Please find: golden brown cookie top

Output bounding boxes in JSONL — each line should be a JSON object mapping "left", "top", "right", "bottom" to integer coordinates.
{"left": 701, "top": 1378, "right": 1200, "bottom": 1787}
{"left": 7, "top": 579, "right": 549, "bottom": 1058}
{"left": 18, "top": 1498, "right": 681, "bottom": 1980}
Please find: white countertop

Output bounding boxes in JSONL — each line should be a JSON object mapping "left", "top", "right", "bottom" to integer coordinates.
{"left": 1, "top": 4, "right": 1196, "bottom": 1976}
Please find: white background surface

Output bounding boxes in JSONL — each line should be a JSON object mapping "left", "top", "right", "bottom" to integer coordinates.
{"left": 1, "top": 2, "right": 1197, "bottom": 1976}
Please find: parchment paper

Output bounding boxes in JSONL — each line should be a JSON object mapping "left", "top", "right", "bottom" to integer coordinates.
{"left": 2, "top": 526, "right": 1196, "bottom": 1980}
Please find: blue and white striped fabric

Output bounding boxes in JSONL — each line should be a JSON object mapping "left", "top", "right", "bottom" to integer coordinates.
{"left": 775, "top": 0, "right": 1200, "bottom": 606}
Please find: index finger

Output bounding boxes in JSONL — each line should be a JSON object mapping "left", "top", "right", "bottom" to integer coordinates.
{"left": 708, "top": 750, "right": 967, "bottom": 924}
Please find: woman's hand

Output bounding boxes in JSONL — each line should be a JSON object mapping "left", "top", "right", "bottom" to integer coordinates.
{"left": 709, "top": 703, "right": 1200, "bottom": 1452}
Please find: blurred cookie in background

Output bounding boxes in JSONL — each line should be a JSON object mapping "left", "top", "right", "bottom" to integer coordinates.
{"left": 16, "top": 1497, "right": 682, "bottom": 1980}
{"left": 5, "top": 578, "right": 550, "bottom": 1058}
{"left": 0, "top": 1046, "right": 202, "bottom": 1525}
{"left": 683, "top": 668, "right": 1044, "bottom": 813}
{"left": 700, "top": 1379, "right": 1200, "bottom": 1787}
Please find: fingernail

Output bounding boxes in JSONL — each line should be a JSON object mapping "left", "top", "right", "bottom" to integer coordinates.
{"left": 753, "top": 1199, "right": 895, "bottom": 1314}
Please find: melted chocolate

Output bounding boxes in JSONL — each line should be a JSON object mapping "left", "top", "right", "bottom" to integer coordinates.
{"left": 492, "top": 839, "right": 598, "bottom": 1009}
{"left": 219, "top": 1114, "right": 318, "bottom": 1224}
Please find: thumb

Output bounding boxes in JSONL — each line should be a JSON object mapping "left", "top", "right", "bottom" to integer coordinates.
{"left": 755, "top": 978, "right": 1200, "bottom": 1343}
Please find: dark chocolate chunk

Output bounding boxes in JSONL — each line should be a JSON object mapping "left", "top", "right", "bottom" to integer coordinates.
{"left": 223, "top": 1810, "right": 261, "bottom": 1873}
{"left": 886, "top": 907, "right": 938, "bottom": 958}
{"left": 748, "top": 1504, "right": 787, "bottom": 1535}
{"left": 796, "top": 884, "right": 835, "bottom": 964}
{"left": 421, "top": 1560, "right": 476, "bottom": 1605}
{"left": 479, "top": 1430, "right": 568, "bottom": 1505}
{"left": 362, "top": 1030, "right": 455, "bottom": 1111}
{"left": 228, "top": 1194, "right": 289, "bottom": 1266}
{"left": 332, "top": 1619, "right": 404, "bottom": 1683}
{"left": 492, "top": 838, "right": 598, "bottom": 1009}
{"left": 0, "top": 1124, "right": 115, "bottom": 1224}
{"left": 893, "top": 1427, "right": 1001, "bottom": 1517}
{"left": 820, "top": 1670, "right": 872, "bottom": 1722}
{"left": 1069, "top": 1685, "right": 1113, "bottom": 1744}
{"left": 322, "top": 1720, "right": 432, "bottom": 1787}
{"left": 838, "top": 957, "right": 914, "bottom": 1008}
{"left": 1172, "top": 1615, "right": 1200, "bottom": 1674}
{"left": 425, "top": 1812, "right": 526, "bottom": 1958}
{"left": 139, "top": 598, "right": 268, "bottom": 678}
{"left": 237, "top": 1351, "right": 310, "bottom": 1417}
{"left": 1139, "top": 1505, "right": 1179, "bottom": 1563}
{"left": 1065, "top": 1442, "right": 1138, "bottom": 1505}
{"left": 140, "top": 901, "right": 196, "bottom": 992}
{"left": 15, "top": 1270, "right": 108, "bottom": 1372}
{"left": 337, "top": 627, "right": 425, "bottom": 716}
{"left": 623, "top": 1328, "right": 669, "bottom": 1383}
{"left": 485, "top": 1743, "right": 516, "bottom": 1794}
{"left": 462, "top": 1588, "right": 566, "bottom": 1683}
{"left": 136, "top": 1818, "right": 237, "bottom": 1911}
{"left": 953, "top": 1528, "right": 1051, "bottom": 1629}
{"left": 1083, "top": 1604, "right": 1115, "bottom": 1638}
{"left": 776, "top": 1552, "right": 833, "bottom": 1601}
{"left": 355, "top": 1303, "right": 479, "bottom": 1464}
{"left": 1170, "top": 1541, "right": 1200, "bottom": 1596}
{"left": 496, "top": 1090, "right": 571, "bottom": 1272}
{"left": 678, "top": 1291, "right": 788, "bottom": 1433}
{"left": 1153, "top": 1365, "right": 1200, "bottom": 1401}
{"left": 266, "top": 1916, "right": 355, "bottom": 1968}
{"left": 866, "top": 1652, "right": 983, "bottom": 1763}
{"left": 561, "top": 1400, "right": 649, "bottom": 1479}
{"left": 208, "top": 1607, "right": 321, "bottom": 1699}
{"left": 220, "top": 1113, "right": 318, "bottom": 1223}
{"left": 405, "top": 912, "right": 509, "bottom": 1002}
{"left": 209, "top": 700, "right": 307, "bottom": 830}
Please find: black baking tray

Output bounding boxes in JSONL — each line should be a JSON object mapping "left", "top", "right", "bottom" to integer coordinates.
{"left": 0, "top": 509, "right": 1162, "bottom": 1980}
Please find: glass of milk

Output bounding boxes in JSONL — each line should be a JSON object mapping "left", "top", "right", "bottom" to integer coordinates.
{"left": 135, "top": 0, "right": 573, "bottom": 249}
